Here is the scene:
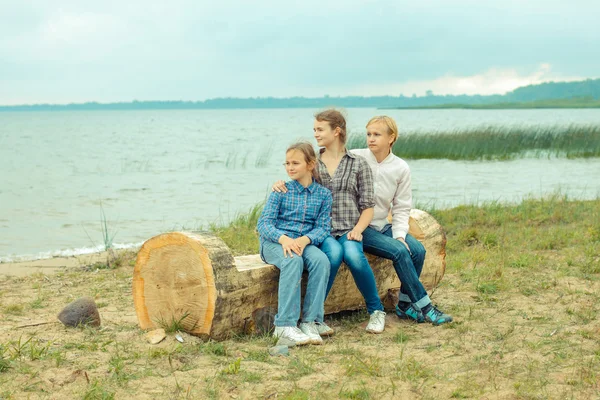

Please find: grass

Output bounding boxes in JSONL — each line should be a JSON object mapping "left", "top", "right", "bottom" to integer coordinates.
{"left": 155, "top": 311, "right": 196, "bottom": 333}
{"left": 347, "top": 124, "right": 600, "bottom": 160}
{"left": 0, "top": 195, "right": 599, "bottom": 398}
{"left": 208, "top": 202, "right": 263, "bottom": 256}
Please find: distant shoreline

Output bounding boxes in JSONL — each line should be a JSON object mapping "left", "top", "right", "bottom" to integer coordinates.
{"left": 384, "top": 98, "right": 600, "bottom": 110}
{"left": 1, "top": 77, "right": 599, "bottom": 111}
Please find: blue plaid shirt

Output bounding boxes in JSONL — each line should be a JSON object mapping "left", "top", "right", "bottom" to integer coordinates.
{"left": 257, "top": 179, "right": 332, "bottom": 246}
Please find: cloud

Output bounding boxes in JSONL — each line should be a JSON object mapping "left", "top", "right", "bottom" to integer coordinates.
{"left": 0, "top": 1, "right": 599, "bottom": 104}
{"left": 331, "top": 64, "right": 588, "bottom": 97}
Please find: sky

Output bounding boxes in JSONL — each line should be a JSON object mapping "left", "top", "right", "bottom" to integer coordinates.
{"left": 1, "top": 0, "right": 599, "bottom": 105}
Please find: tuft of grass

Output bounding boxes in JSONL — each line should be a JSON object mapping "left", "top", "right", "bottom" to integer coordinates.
{"left": 285, "top": 356, "right": 315, "bottom": 380}
{"left": 155, "top": 311, "right": 196, "bottom": 334}
{"left": 83, "top": 379, "right": 115, "bottom": 400}
{"left": 209, "top": 203, "right": 263, "bottom": 256}
{"left": 345, "top": 354, "right": 383, "bottom": 377}
{"left": 203, "top": 341, "right": 228, "bottom": 357}
{"left": 3, "top": 304, "right": 24, "bottom": 316}
{"left": 393, "top": 331, "right": 410, "bottom": 344}
{"left": 339, "top": 387, "right": 372, "bottom": 400}
{"left": 220, "top": 357, "right": 241, "bottom": 375}
{"left": 255, "top": 144, "right": 274, "bottom": 168}
{"left": 100, "top": 205, "right": 117, "bottom": 251}
{"left": 0, "top": 344, "right": 10, "bottom": 373}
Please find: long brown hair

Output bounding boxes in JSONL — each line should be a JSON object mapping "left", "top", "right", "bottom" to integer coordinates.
{"left": 286, "top": 142, "right": 320, "bottom": 182}
{"left": 314, "top": 109, "right": 347, "bottom": 144}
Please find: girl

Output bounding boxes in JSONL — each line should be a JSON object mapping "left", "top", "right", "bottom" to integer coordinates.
{"left": 277, "top": 109, "right": 387, "bottom": 334}
{"left": 257, "top": 142, "right": 333, "bottom": 345}
{"left": 353, "top": 116, "right": 453, "bottom": 325}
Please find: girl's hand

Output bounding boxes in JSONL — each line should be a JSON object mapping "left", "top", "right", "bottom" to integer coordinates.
{"left": 279, "top": 235, "right": 301, "bottom": 257}
{"left": 347, "top": 229, "right": 363, "bottom": 242}
{"left": 272, "top": 180, "right": 287, "bottom": 193}
{"left": 292, "top": 236, "right": 310, "bottom": 255}
{"left": 397, "top": 237, "right": 411, "bottom": 254}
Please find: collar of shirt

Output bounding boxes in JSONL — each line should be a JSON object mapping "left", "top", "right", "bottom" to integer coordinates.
{"left": 360, "top": 148, "right": 394, "bottom": 165}
{"left": 287, "top": 178, "right": 317, "bottom": 193}
{"left": 318, "top": 148, "right": 357, "bottom": 160}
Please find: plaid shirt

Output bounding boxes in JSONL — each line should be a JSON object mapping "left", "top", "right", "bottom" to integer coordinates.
{"left": 257, "top": 179, "right": 332, "bottom": 246}
{"left": 317, "top": 149, "right": 375, "bottom": 237}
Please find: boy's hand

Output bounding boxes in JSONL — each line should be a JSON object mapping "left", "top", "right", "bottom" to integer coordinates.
{"left": 397, "top": 237, "right": 411, "bottom": 253}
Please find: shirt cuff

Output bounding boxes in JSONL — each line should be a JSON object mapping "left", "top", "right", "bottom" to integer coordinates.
{"left": 393, "top": 229, "right": 407, "bottom": 240}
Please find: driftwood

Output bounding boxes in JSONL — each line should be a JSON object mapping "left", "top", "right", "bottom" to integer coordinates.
{"left": 132, "top": 209, "right": 446, "bottom": 340}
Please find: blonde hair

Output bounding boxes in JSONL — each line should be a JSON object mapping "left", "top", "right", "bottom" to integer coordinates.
{"left": 314, "top": 109, "right": 347, "bottom": 144}
{"left": 286, "top": 142, "right": 320, "bottom": 181}
{"left": 366, "top": 115, "right": 399, "bottom": 147}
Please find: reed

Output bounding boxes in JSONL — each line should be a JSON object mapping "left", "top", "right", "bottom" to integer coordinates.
{"left": 347, "top": 124, "right": 600, "bottom": 160}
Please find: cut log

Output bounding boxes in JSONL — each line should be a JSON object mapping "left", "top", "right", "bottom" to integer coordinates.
{"left": 133, "top": 209, "right": 446, "bottom": 340}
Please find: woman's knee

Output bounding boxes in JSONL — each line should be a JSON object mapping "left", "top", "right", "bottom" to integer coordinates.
{"left": 320, "top": 237, "right": 343, "bottom": 268}
{"left": 342, "top": 244, "right": 369, "bottom": 271}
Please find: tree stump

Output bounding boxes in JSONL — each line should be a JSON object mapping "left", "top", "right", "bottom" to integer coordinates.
{"left": 133, "top": 209, "right": 446, "bottom": 340}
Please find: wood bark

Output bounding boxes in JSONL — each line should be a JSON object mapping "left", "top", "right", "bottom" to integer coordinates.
{"left": 132, "top": 209, "right": 446, "bottom": 340}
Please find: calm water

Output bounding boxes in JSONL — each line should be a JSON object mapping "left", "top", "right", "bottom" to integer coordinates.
{"left": 1, "top": 108, "right": 600, "bottom": 261}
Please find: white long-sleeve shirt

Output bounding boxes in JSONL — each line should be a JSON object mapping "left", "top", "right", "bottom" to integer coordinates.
{"left": 350, "top": 148, "right": 412, "bottom": 240}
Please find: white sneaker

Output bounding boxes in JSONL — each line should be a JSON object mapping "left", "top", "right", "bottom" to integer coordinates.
{"left": 315, "top": 322, "right": 334, "bottom": 337}
{"left": 299, "top": 322, "right": 324, "bottom": 345}
{"left": 273, "top": 326, "right": 311, "bottom": 346}
{"left": 366, "top": 310, "right": 386, "bottom": 334}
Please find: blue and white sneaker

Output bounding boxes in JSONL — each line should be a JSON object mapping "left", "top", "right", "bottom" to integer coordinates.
{"left": 395, "top": 302, "right": 425, "bottom": 323}
{"left": 424, "top": 306, "right": 453, "bottom": 326}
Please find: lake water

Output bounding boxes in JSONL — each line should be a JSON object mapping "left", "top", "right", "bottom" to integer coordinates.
{"left": 1, "top": 108, "right": 599, "bottom": 261}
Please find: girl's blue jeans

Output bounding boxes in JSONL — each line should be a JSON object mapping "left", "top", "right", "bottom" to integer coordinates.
{"left": 319, "top": 234, "right": 384, "bottom": 314}
{"left": 260, "top": 241, "right": 330, "bottom": 327}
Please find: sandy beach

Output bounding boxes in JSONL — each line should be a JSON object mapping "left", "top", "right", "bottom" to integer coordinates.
{"left": 0, "top": 249, "right": 135, "bottom": 277}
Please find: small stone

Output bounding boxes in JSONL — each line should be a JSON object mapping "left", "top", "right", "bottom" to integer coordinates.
{"left": 175, "top": 333, "right": 184, "bottom": 343}
{"left": 268, "top": 345, "right": 289, "bottom": 357}
{"left": 146, "top": 329, "right": 166, "bottom": 344}
{"left": 57, "top": 297, "right": 101, "bottom": 328}
{"left": 276, "top": 337, "right": 297, "bottom": 348}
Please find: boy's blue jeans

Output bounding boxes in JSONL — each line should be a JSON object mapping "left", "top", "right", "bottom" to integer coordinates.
{"left": 260, "top": 241, "right": 330, "bottom": 327}
{"left": 362, "top": 225, "right": 430, "bottom": 309}
{"left": 319, "top": 234, "right": 384, "bottom": 314}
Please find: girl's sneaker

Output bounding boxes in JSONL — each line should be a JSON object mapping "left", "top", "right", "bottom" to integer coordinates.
{"left": 299, "top": 322, "right": 324, "bottom": 345}
{"left": 423, "top": 306, "right": 453, "bottom": 326}
{"left": 395, "top": 303, "right": 425, "bottom": 323}
{"left": 366, "top": 310, "right": 386, "bottom": 334}
{"left": 315, "top": 322, "right": 334, "bottom": 337}
{"left": 273, "top": 326, "right": 311, "bottom": 345}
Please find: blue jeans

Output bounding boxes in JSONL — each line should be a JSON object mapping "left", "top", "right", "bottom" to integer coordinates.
{"left": 319, "top": 234, "right": 384, "bottom": 314}
{"left": 362, "top": 225, "right": 430, "bottom": 309}
{"left": 260, "top": 241, "right": 330, "bottom": 327}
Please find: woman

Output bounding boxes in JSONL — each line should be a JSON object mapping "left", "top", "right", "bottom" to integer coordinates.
{"left": 257, "top": 142, "right": 333, "bottom": 345}
{"left": 276, "top": 109, "right": 387, "bottom": 334}
{"left": 353, "top": 116, "right": 453, "bottom": 325}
